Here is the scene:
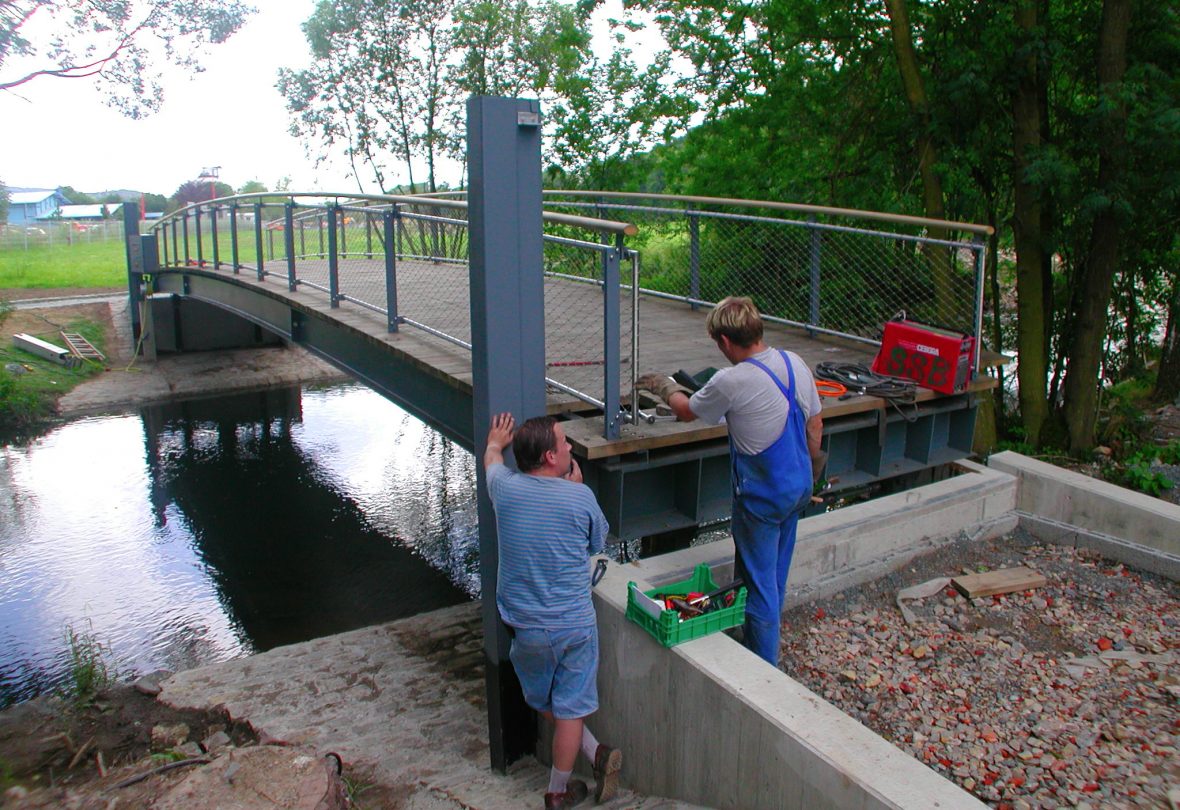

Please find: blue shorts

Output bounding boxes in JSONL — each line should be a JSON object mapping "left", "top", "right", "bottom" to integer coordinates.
{"left": 509, "top": 624, "right": 599, "bottom": 720}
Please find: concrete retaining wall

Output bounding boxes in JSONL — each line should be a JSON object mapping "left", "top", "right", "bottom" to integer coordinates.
{"left": 589, "top": 464, "right": 1018, "bottom": 809}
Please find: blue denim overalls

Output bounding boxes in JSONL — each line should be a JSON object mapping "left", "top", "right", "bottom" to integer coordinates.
{"left": 730, "top": 351, "right": 813, "bottom": 665}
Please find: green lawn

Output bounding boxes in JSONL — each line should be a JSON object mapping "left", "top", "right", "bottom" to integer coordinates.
{"left": 0, "top": 240, "right": 127, "bottom": 290}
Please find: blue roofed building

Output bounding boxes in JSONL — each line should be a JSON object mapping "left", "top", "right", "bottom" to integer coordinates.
{"left": 8, "top": 189, "right": 71, "bottom": 225}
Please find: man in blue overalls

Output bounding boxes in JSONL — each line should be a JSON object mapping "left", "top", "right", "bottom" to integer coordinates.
{"left": 638, "top": 296, "right": 825, "bottom": 666}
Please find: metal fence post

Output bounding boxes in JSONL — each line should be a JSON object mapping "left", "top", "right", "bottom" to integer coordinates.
{"left": 327, "top": 204, "right": 340, "bottom": 307}
{"left": 318, "top": 214, "right": 324, "bottom": 257}
{"left": 254, "top": 202, "right": 265, "bottom": 279}
{"left": 366, "top": 215, "right": 374, "bottom": 259}
{"left": 689, "top": 208, "right": 700, "bottom": 310}
{"left": 808, "top": 213, "right": 822, "bottom": 336}
{"left": 602, "top": 238, "right": 622, "bottom": 439}
{"left": 194, "top": 205, "right": 204, "bottom": 268}
{"left": 385, "top": 208, "right": 399, "bottom": 332}
{"left": 972, "top": 234, "right": 986, "bottom": 375}
{"left": 171, "top": 218, "right": 179, "bottom": 266}
{"left": 210, "top": 205, "right": 220, "bottom": 270}
{"left": 299, "top": 218, "right": 306, "bottom": 258}
{"left": 340, "top": 210, "right": 348, "bottom": 257}
{"left": 182, "top": 211, "right": 190, "bottom": 265}
{"left": 467, "top": 95, "right": 545, "bottom": 773}
{"left": 285, "top": 202, "right": 297, "bottom": 291}
{"left": 230, "top": 204, "right": 240, "bottom": 273}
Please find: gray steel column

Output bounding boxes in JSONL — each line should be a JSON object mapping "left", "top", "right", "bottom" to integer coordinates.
{"left": 122, "top": 203, "right": 143, "bottom": 341}
{"left": 467, "top": 95, "right": 545, "bottom": 773}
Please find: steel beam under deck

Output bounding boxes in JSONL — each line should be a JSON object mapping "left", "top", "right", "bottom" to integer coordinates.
{"left": 147, "top": 270, "right": 978, "bottom": 542}
{"left": 149, "top": 271, "right": 475, "bottom": 450}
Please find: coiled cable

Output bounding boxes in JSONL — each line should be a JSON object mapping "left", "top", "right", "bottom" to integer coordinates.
{"left": 814, "top": 361, "right": 919, "bottom": 419}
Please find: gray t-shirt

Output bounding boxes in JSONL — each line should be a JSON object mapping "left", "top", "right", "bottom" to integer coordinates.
{"left": 688, "top": 347, "right": 821, "bottom": 455}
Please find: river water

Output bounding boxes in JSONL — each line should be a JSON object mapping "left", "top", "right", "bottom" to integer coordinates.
{"left": 0, "top": 382, "right": 479, "bottom": 708}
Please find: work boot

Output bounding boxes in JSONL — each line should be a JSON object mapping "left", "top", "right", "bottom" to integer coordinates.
{"left": 592, "top": 744, "right": 622, "bottom": 803}
{"left": 544, "top": 778, "right": 588, "bottom": 809}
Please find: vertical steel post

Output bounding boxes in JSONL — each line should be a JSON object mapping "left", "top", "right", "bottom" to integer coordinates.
{"left": 299, "top": 219, "right": 306, "bottom": 258}
{"left": 285, "top": 202, "right": 297, "bottom": 291}
{"left": 171, "top": 218, "right": 179, "bottom": 266}
{"left": 230, "top": 204, "right": 240, "bottom": 273}
{"left": 602, "top": 239, "right": 622, "bottom": 439}
{"left": 122, "top": 203, "right": 143, "bottom": 341}
{"left": 467, "top": 95, "right": 545, "bottom": 773}
{"left": 327, "top": 204, "right": 340, "bottom": 307}
{"left": 182, "top": 212, "right": 190, "bottom": 265}
{"left": 210, "top": 205, "right": 220, "bottom": 270}
{"left": 194, "top": 205, "right": 204, "bottom": 267}
{"left": 318, "top": 214, "right": 324, "bottom": 257}
{"left": 808, "top": 214, "right": 822, "bottom": 337}
{"left": 384, "top": 208, "right": 399, "bottom": 332}
{"left": 161, "top": 220, "right": 170, "bottom": 268}
{"left": 688, "top": 209, "right": 700, "bottom": 310}
{"left": 366, "top": 215, "right": 374, "bottom": 259}
{"left": 254, "top": 202, "right": 265, "bottom": 279}
{"left": 972, "top": 234, "right": 986, "bottom": 376}
{"left": 340, "top": 209, "right": 348, "bottom": 257}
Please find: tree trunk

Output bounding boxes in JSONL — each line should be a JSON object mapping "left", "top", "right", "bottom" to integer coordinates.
{"left": 1155, "top": 273, "right": 1180, "bottom": 403}
{"left": 1010, "top": 0, "right": 1051, "bottom": 446}
{"left": 882, "top": 0, "right": 954, "bottom": 324}
{"left": 1061, "top": 0, "right": 1132, "bottom": 452}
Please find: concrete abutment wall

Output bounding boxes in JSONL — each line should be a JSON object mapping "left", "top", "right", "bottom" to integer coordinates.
{"left": 587, "top": 454, "right": 1180, "bottom": 809}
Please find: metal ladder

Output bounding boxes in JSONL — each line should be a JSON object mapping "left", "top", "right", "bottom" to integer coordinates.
{"left": 59, "top": 331, "right": 105, "bottom": 363}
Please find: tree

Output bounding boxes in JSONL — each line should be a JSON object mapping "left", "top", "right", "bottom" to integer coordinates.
{"left": 142, "top": 192, "right": 168, "bottom": 213}
{"left": 58, "top": 185, "right": 95, "bottom": 205}
{"left": 238, "top": 179, "right": 267, "bottom": 194}
{"left": 0, "top": 0, "right": 254, "bottom": 118}
{"left": 0, "top": 179, "right": 9, "bottom": 224}
{"left": 170, "top": 179, "right": 233, "bottom": 208}
{"left": 278, "top": 0, "right": 596, "bottom": 192}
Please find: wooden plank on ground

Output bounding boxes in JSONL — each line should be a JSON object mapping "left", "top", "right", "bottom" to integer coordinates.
{"left": 951, "top": 567, "right": 1047, "bottom": 598}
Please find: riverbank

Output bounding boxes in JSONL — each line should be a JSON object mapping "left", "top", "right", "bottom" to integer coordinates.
{"left": 53, "top": 296, "right": 349, "bottom": 418}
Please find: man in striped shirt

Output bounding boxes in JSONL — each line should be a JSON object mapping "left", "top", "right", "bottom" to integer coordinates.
{"left": 484, "top": 413, "right": 622, "bottom": 809}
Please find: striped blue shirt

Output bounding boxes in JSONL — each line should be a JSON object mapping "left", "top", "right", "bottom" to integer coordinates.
{"left": 487, "top": 463, "right": 608, "bottom": 629}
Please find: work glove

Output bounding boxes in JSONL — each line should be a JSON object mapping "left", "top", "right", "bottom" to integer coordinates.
{"left": 636, "top": 373, "right": 691, "bottom": 403}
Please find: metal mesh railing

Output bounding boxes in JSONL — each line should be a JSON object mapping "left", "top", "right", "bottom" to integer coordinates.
{"left": 544, "top": 193, "right": 988, "bottom": 353}
{"left": 148, "top": 193, "right": 636, "bottom": 436}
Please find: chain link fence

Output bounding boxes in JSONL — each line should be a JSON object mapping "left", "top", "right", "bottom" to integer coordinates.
{"left": 0, "top": 219, "right": 127, "bottom": 250}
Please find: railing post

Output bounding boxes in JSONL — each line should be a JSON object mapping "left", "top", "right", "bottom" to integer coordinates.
{"left": 210, "top": 205, "right": 220, "bottom": 270}
{"left": 366, "top": 214, "right": 374, "bottom": 259}
{"left": 602, "top": 237, "right": 623, "bottom": 440}
{"left": 229, "top": 204, "right": 240, "bottom": 273}
{"left": 808, "top": 213, "right": 822, "bottom": 337}
{"left": 689, "top": 208, "right": 700, "bottom": 310}
{"left": 161, "top": 220, "right": 170, "bottom": 268}
{"left": 254, "top": 202, "right": 265, "bottom": 280}
{"left": 318, "top": 213, "right": 324, "bottom": 257}
{"left": 194, "top": 205, "right": 204, "bottom": 268}
{"left": 340, "top": 210, "right": 348, "bottom": 257}
{"left": 171, "top": 217, "right": 179, "bottom": 266}
{"left": 285, "top": 202, "right": 297, "bottom": 291}
{"left": 182, "top": 211, "right": 190, "bottom": 265}
{"left": 384, "top": 208, "right": 399, "bottom": 332}
{"left": 467, "top": 95, "right": 545, "bottom": 773}
{"left": 327, "top": 204, "right": 340, "bottom": 307}
{"left": 971, "top": 234, "right": 986, "bottom": 376}
{"left": 299, "top": 218, "right": 306, "bottom": 258}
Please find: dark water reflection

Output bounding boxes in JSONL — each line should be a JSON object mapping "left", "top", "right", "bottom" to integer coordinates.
{"left": 0, "top": 383, "right": 478, "bottom": 708}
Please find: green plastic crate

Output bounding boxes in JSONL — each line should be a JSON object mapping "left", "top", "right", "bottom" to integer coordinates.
{"left": 625, "top": 564, "right": 747, "bottom": 648}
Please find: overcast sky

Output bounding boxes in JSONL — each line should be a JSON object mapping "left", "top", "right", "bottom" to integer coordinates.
{"left": 0, "top": 1, "right": 655, "bottom": 199}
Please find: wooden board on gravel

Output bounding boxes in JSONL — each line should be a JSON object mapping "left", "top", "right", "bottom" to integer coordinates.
{"left": 951, "top": 566, "right": 1047, "bottom": 598}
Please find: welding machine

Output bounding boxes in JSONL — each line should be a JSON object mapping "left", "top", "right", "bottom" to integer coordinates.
{"left": 871, "top": 319, "right": 975, "bottom": 394}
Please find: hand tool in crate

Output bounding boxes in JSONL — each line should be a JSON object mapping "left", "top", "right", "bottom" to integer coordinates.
{"left": 626, "top": 564, "right": 747, "bottom": 647}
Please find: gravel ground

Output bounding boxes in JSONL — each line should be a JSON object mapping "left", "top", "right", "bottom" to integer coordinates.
{"left": 779, "top": 529, "right": 1179, "bottom": 809}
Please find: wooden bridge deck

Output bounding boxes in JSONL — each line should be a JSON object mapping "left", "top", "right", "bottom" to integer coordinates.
{"left": 171, "top": 255, "right": 999, "bottom": 460}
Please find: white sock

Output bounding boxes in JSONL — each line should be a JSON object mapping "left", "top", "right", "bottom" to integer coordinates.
{"left": 548, "top": 767, "right": 572, "bottom": 794}
{"left": 580, "top": 726, "right": 600, "bottom": 762}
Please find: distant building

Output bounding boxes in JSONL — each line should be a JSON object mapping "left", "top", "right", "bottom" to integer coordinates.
{"left": 58, "top": 204, "right": 109, "bottom": 220}
{"left": 8, "top": 189, "right": 71, "bottom": 225}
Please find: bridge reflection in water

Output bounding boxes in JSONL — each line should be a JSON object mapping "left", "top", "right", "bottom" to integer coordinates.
{"left": 141, "top": 385, "right": 473, "bottom": 651}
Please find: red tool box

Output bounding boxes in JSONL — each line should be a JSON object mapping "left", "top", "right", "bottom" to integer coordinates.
{"left": 871, "top": 319, "right": 975, "bottom": 394}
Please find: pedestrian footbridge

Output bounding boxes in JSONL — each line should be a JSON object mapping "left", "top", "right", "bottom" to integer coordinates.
{"left": 127, "top": 190, "right": 999, "bottom": 543}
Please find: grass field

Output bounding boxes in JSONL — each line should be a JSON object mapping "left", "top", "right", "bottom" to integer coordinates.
{"left": 0, "top": 240, "right": 127, "bottom": 289}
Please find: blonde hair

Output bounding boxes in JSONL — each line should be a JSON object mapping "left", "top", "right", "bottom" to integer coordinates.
{"left": 705, "top": 296, "right": 764, "bottom": 347}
